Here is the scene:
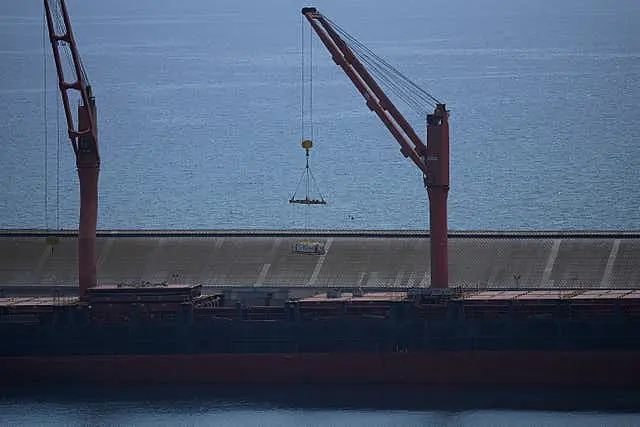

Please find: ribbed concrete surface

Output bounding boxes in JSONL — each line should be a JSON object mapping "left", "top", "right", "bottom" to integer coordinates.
{"left": 0, "top": 231, "right": 639, "bottom": 289}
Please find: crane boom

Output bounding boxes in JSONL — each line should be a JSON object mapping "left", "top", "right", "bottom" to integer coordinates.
{"left": 44, "top": 0, "right": 100, "bottom": 298}
{"left": 302, "top": 7, "right": 450, "bottom": 289}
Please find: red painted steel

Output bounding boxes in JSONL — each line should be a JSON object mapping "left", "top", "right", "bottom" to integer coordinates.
{"left": 2, "top": 351, "right": 639, "bottom": 386}
{"left": 77, "top": 101, "right": 99, "bottom": 295}
{"left": 302, "top": 8, "right": 450, "bottom": 288}
{"left": 44, "top": 0, "right": 100, "bottom": 298}
{"left": 425, "top": 105, "right": 449, "bottom": 288}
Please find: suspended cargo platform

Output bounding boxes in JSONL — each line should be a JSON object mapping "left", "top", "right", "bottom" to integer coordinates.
{"left": 289, "top": 139, "right": 327, "bottom": 205}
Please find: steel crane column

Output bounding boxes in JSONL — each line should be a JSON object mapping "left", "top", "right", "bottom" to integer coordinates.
{"left": 44, "top": 0, "right": 100, "bottom": 298}
{"left": 425, "top": 104, "right": 449, "bottom": 289}
{"left": 76, "top": 97, "right": 99, "bottom": 296}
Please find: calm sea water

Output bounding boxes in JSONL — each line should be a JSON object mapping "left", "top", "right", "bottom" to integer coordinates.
{"left": 1, "top": 1, "right": 640, "bottom": 424}
{"left": 1, "top": 384, "right": 640, "bottom": 427}
{"left": 1, "top": 0, "right": 639, "bottom": 231}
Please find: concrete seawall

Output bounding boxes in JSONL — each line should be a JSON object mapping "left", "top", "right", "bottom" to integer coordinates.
{"left": 1, "top": 230, "right": 639, "bottom": 291}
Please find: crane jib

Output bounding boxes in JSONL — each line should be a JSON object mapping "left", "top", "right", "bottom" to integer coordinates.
{"left": 302, "top": 7, "right": 450, "bottom": 289}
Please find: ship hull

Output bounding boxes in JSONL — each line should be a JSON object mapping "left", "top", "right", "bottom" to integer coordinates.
{"left": 2, "top": 351, "right": 638, "bottom": 386}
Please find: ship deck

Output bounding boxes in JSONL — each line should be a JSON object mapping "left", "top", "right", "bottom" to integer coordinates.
{"left": 1, "top": 230, "right": 639, "bottom": 295}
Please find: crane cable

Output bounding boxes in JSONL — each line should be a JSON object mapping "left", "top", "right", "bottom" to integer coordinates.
{"left": 295, "top": 21, "right": 325, "bottom": 204}
{"left": 300, "top": 20, "right": 314, "bottom": 143}
{"left": 301, "top": 16, "right": 304, "bottom": 143}
{"left": 325, "top": 17, "right": 440, "bottom": 115}
{"left": 298, "top": 15, "right": 309, "bottom": 229}
{"left": 51, "top": 1, "right": 91, "bottom": 94}
{"left": 43, "top": 4, "right": 49, "bottom": 229}
{"left": 293, "top": 18, "right": 325, "bottom": 203}
{"left": 331, "top": 17, "right": 439, "bottom": 106}
{"left": 291, "top": 18, "right": 327, "bottom": 229}
{"left": 309, "top": 23, "right": 313, "bottom": 144}
{"left": 289, "top": 151, "right": 327, "bottom": 204}
{"left": 43, "top": 2, "right": 63, "bottom": 230}
{"left": 56, "top": 65, "right": 61, "bottom": 230}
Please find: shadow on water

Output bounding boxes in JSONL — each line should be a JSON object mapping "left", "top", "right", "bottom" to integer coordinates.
{"left": 1, "top": 384, "right": 640, "bottom": 413}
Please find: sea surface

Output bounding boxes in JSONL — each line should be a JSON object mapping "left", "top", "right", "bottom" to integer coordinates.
{"left": 1, "top": 384, "right": 640, "bottom": 427}
{"left": 1, "top": 0, "right": 639, "bottom": 231}
{"left": 1, "top": 1, "right": 640, "bottom": 425}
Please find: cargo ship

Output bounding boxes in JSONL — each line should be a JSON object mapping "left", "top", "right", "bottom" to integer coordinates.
{"left": 9, "top": 3, "right": 635, "bottom": 387}
{"left": 1, "top": 284, "right": 639, "bottom": 386}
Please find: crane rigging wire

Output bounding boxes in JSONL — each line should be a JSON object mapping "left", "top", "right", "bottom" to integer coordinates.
{"left": 43, "top": 1, "right": 65, "bottom": 230}
{"left": 351, "top": 43, "right": 439, "bottom": 107}
{"left": 51, "top": 0, "right": 91, "bottom": 92}
{"left": 290, "top": 17, "right": 326, "bottom": 213}
{"left": 56, "top": 70, "right": 61, "bottom": 230}
{"left": 326, "top": 16, "right": 439, "bottom": 103}
{"left": 325, "top": 16, "right": 440, "bottom": 113}
{"left": 43, "top": 4, "right": 49, "bottom": 229}
{"left": 346, "top": 43, "right": 436, "bottom": 112}
{"left": 301, "top": 16, "right": 305, "bottom": 142}
{"left": 289, "top": 151, "right": 327, "bottom": 205}
{"left": 359, "top": 57, "right": 427, "bottom": 113}
{"left": 309, "top": 23, "right": 313, "bottom": 143}
{"left": 355, "top": 49, "right": 431, "bottom": 109}
{"left": 300, "top": 22, "right": 314, "bottom": 142}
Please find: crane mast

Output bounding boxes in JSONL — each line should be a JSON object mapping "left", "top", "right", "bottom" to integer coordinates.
{"left": 301, "top": 7, "right": 450, "bottom": 289}
{"left": 44, "top": 0, "right": 100, "bottom": 298}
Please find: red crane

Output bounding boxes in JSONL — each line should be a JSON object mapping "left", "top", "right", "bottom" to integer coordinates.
{"left": 44, "top": 0, "right": 99, "bottom": 298}
{"left": 302, "top": 7, "right": 450, "bottom": 289}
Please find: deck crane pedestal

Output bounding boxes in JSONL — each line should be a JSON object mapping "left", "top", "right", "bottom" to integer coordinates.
{"left": 301, "top": 7, "right": 450, "bottom": 289}
{"left": 44, "top": 0, "right": 100, "bottom": 299}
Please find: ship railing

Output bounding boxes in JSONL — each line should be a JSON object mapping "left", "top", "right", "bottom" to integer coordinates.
{"left": 193, "top": 294, "right": 224, "bottom": 309}
{"left": 343, "top": 307, "right": 392, "bottom": 318}
{"left": 460, "top": 303, "right": 511, "bottom": 317}
{"left": 0, "top": 313, "right": 40, "bottom": 324}
{"left": 195, "top": 316, "right": 234, "bottom": 323}
{"left": 356, "top": 314, "right": 389, "bottom": 320}
{"left": 194, "top": 306, "right": 287, "bottom": 321}
{"left": 195, "top": 307, "right": 237, "bottom": 317}
{"left": 298, "top": 314, "right": 342, "bottom": 321}
{"left": 245, "top": 306, "right": 287, "bottom": 321}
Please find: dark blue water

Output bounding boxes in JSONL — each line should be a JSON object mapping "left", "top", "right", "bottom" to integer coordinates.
{"left": 1, "top": 0, "right": 639, "bottom": 231}
{"left": 1, "top": 1, "right": 640, "bottom": 423}
{"left": 1, "top": 385, "right": 640, "bottom": 426}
